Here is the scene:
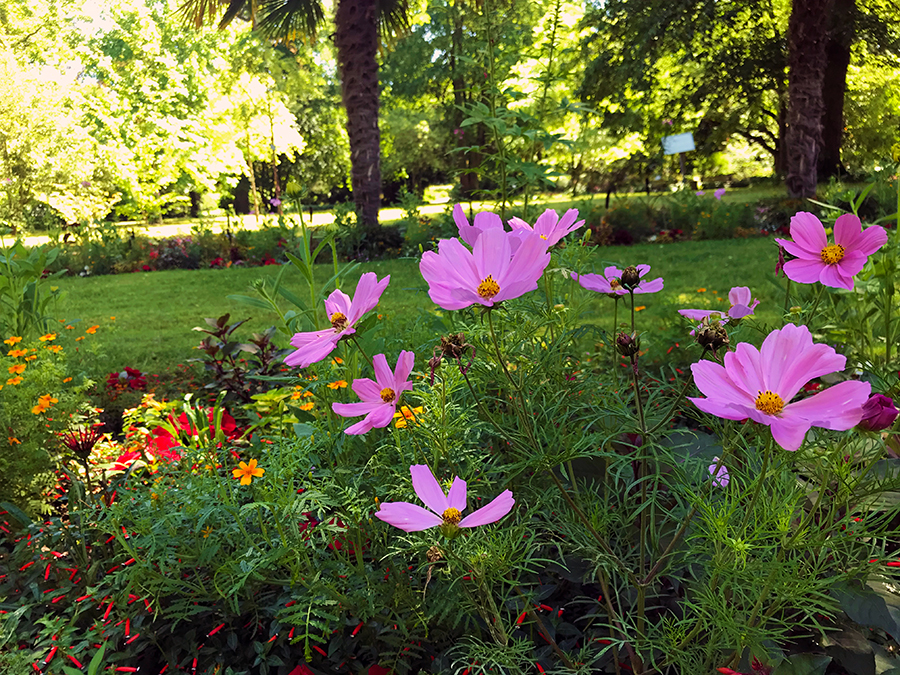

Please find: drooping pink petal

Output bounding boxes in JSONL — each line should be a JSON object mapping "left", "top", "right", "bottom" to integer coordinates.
{"left": 447, "top": 477, "right": 467, "bottom": 511}
{"left": 768, "top": 416, "right": 812, "bottom": 452}
{"left": 818, "top": 263, "right": 854, "bottom": 290}
{"left": 410, "top": 464, "right": 449, "bottom": 514}
{"left": 458, "top": 490, "right": 515, "bottom": 528}
{"left": 353, "top": 405, "right": 395, "bottom": 434}
{"left": 284, "top": 330, "right": 341, "bottom": 368}
{"left": 776, "top": 238, "right": 821, "bottom": 261}
{"left": 636, "top": 277, "right": 664, "bottom": 294}
{"left": 351, "top": 377, "right": 381, "bottom": 402}
{"left": 347, "top": 273, "right": 391, "bottom": 324}
{"left": 508, "top": 216, "right": 531, "bottom": 231}
{"left": 375, "top": 501, "right": 443, "bottom": 532}
{"left": 789, "top": 212, "right": 828, "bottom": 253}
{"left": 782, "top": 259, "right": 827, "bottom": 284}
{"left": 783, "top": 380, "right": 870, "bottom": 429}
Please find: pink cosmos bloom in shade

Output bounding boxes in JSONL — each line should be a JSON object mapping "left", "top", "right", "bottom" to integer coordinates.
{"left": 419, "top": 227, "right": 551, "bottom": 310}
{"left": 332, "top": 351, "right": 414, "bottom": 435}
{"left": 571, "top": 264, "right": 664, "bottom": 296}
{"left": 709, "top": 457, "right": 729, "bottom": 487}
{"left": 774, "top": 212, "right": 888, "bottom": 290}
{"left": 375, "top": 464, "right": 515, "bottom": 536}
{"left": 857, "top": 394, "right": 899, "bottom": 432}
{"left": 284, "top": 272, "right": 390, "bottom": 368}
{"left": 714, "top": 187, "right": 726, "bottom": 200}
{"left": 679, "top": 286, "right": 760, "bottom": 323}
{"left": 508, "top": 208, "right": 585, "bottom": 247}
{"left": 453, "top": 203, "right": 504, "bottom": 247}
{"left": 689, "top": 323, "right": 871, "bottom": 451}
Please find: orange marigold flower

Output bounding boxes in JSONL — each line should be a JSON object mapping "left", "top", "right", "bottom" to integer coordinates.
{"left": 75, "top": 336, "right": 85, "bottom": 342}
{"left": 25, "top": 354, "right": 36, "bottom": 360}
{"left": 8, "top": 437, "right": 20, "bottom": 445}
{"left": 393, "top": 406, "right": 424, "bottom": 428}
{"left": 331, "top": 357, "right": 343, "bottom": 365}
{"left": 110, "top": 316, "right": 116, "bottom": 321}
{"left": 65, "top": 325, "right": 75, "bottom": 330}
{"left": 45, "top": 345, "right": 63, "bottom": 354}
{"left": 38, "top": 394, "right": 58, "bottom": 406}
{"left": 32, "top": 404, "right": 48, "bottom": 415}
{"left": 298, "top": 402, "right": 315, "bottom": 411}
{"left": 6, "top": 376, "right": 23, "bottom": 385}
{"left": 8, "top": 364, "right": 26, "bottom": 375}
{"left": 63, "top": 377, "right": 72, "bottom": 383}
{"left": 7, "top": 348, "right": 26, "bottom": 357}
{"left": 3, "top": 336, "right": 22, "bottom": 345}
{"left": 232, "top": 458, "right": 265, "bottom": 485}
{"left": 39, "top": 333, "right": 57, "bottom": 342}
{"left": 696, "top": 288, "right": 707, "bottom": 293}
{"left": 634, "top": 306, "right": 646, "bottom": 312}
{"left": 85, "top": 325, "right": 99, "bottom": 335}
{"left": 327, "top": 380, "right": 348, "bottom": 390}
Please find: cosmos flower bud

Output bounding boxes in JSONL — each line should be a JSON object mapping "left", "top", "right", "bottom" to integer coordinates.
{"left": 695, "top": 318, "right": 729, "bottom": 355}
{"left": 615, "top": 332, "right": 640, "bottom": 357}
{"left": 620, "top": 266, "right": 641, "bottom": 290}
{"left": 857, "top": 394, "right": 899, "bottom": 432}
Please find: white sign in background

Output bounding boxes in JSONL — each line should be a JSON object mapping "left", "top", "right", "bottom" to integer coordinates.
{"left": 662, "top": 132, "right": 695, "bottom": 155}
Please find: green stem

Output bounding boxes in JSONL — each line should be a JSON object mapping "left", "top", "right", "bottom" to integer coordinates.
{"left": 350, "top": 336, "right": 370, "bottom": 364}
{"left": 742, "top": 437, "right": 773, "bottom": 531}
{"left": 781, "top": 278, "right": 792, "bottom": 325}
{"left": 612, "top": 297, "right": 620, "bottom": 386}
{"left": 805, "top": 284, "right": 825, "bottom": 327}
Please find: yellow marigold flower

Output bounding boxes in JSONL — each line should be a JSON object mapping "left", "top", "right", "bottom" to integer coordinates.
{"left": 39, "top": 333, "right": 57, "bottom": 342}
{"left": 8, "top": 364, "right": 26, "bottom": 375}
{"left": 45, "top": 345, "right": 63, "bottom": 354}
{"left": 8, "top": 437, "right": 20, "bottom": 444}
{"left": 290, "top": 391, "right": 304, "bottom": 400}
{"left": 25, "top": 354, "right": 36, "bottom": 360}
{"left": 7, "top": 376, "right": 23, "bottom": 385}
{"left": 7, "top": 348, "right": 26, "bottom": 357}
{"left": 201, "top": 525, "right": 213, "bottom": 538}
{"left": 3, "top": 336, "right": 22, "bottom": 345}
{"left": 393, "top": 406, "right": 423, "bottom": 428}
{"left": 327, "top": 380, "right": 348, "bottom": 390}
{"left": 298, "top": 402, "right": 314, "bottom": 411}
{"left": 85, "top": 325, "right": 99, "bottom": 335}
{"left": 38, "top": 394, "right": 58, "bottom": 406}
{"left": 232, "top": 458, "right": 265, "bottom": 485}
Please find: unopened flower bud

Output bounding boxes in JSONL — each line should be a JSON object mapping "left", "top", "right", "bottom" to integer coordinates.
{"left": 790, "top": 306, "right": 802, "bottom": 315}
{"left": 615, "top": 331, "right": 640, "bottom": 357}
{"left": 858, "top": 394, "right": 899, "bottom": 432}
{"left": 620, "top": 266, "right": 641, "bottom": 290}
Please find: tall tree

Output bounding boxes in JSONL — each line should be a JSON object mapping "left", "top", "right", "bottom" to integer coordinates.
{"left": 180, "top": 0, "right": 408, "bottom": 230}
{"left": 785, "top": 0, "right": 834, "bottom": 197}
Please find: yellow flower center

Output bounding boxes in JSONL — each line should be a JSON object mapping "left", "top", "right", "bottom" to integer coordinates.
{"left": 477, "top": 275, "right": 500, "bottom": 300}
{"left": 331, "top": 312, "right": 348, "bottom": 330}
{"left": 380, "top": 387, "right": 396, "bottom": 403}
{"left": 539, "top": 234, "right": 548, "bottom": 240}
{"left": 609, "top": 278, "right": 622, "bottom": 290}
{"left": 820, "top": 244, "right": 845, "bottom": 265}
{"left": 442, "top": 507, "right": 461, "bottom": 525}
{"left": 755, "top": 390, "right": 784, "bottom": 416}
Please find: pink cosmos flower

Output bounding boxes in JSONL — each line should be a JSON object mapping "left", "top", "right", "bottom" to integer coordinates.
{"left": 679, "top": 286, "right": 760, "bottom": 323}
{"left": 453, "top": 203, "right": 504, "bottom": 247}
{"left": 689, "top": 323, "right": 870, "bottom": 451}
{"left": 508, "top": 208, "right": 585, "bottom": 247}
{"left": 332, "top": 351, "right": 414, "bottom": 435}
{"left": 420, "top": 227, "right": 551, "bottom": 310}
{"left": 375, "top": 464, "right": 515, "bottom": 536}
{"left": 285, "top": 273, "right": 390, "bottom": 368}
{"left": 709, "top": 457, "right": 729, "bottom": 487}
{"left": 572, "top": 265, "right": 664, "bottom": 296}
{"left": 714, "top": 188, "right": 726, "bottom": 200}
{"left": 774, "top": 212, "right": 887, "bottom": 290}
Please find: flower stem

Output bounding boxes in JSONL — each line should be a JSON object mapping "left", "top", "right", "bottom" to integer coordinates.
{"left": 350, "top": 336, "right": 370, "bottom": 364}
{"left": 742, "top": 436, "right": 773, "bottom": 531}
{"left": 612, "top": 297, "right": 619, "bottom": 386}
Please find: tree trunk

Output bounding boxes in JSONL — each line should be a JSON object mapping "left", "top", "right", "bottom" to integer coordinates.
{"left": 785, "top": 0, "right": 835, "bottom": 198}
{"left": 818, "top": 0, "right": 855, "bottom": 179}
{"left": 335, "top": 0, "right": 381, "bottom": 230}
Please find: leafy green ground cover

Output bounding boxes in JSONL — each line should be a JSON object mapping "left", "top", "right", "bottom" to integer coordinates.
{"left": 55, "top": 236, "right": 781, "bottom": 377}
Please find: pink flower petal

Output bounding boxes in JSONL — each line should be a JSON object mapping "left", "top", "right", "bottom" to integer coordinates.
{"left": 347, "top": 273, "right": 391, "bottom": 324}
{"left": 789, "top": 212, "right": 828, "bottom": 252}
{"left": 351, "top": 377, "right": 381, "bottom": 402}
{"left": 818, "top": 263, "right": 854, "bottom": 290}
{"left": 373, "top": 354, "right": 393, "bottom": 388}
{"left": 447, "top": 477, "right": 467, "bottom": 511}
{"left": 776, "top": 238, "right": 821, "bottom": 261}
{"left": 574, "top": 272, "right": 613, "bottom": 294}
{"left": 691, "top": 360, "right": 755, "bottom": 408}
{"left": 392, "top": 350, "right": 415, "bottom": 390}
{"left": 783, "top": 258, "right": 826, "bottom": 284}
{"left": 473, "top": 227, "right": 512, "bottom": 284}
{"left": 768, "top": 415, "right": 811, "bottom": 452}
{"left": 375, "top": 501, "right": 443, "bottom": 532}
{"left": 833, "top": 213, "right": 863, "bottom": 250}
{"left": 332, "top": 401, "right": 383, "bottom": 417}
{"left": 459, "top": 490, "right": 515, "bottom": 528}
{"left": 834, "top": 250, "right": 868, "bottom": 278}
{"left": 635, "top": 277, "right": 664, "bottom": 294}
{"left": 285, "top": 330, "right": 340, "bottom": 368}
{"left": 728, "top": 287, "right": 752, "bottom": 306}
{"left": 688, "top": 395, "right": 751, "bottom": 420}
{"left": 508, "top": 216, "right": 531, "bottom": 231}
{"left": 784, "top": 380, "right": 871, "bottom": 430}
{"left": 759, "top": 324, "right": 845, "bottom": 401}
{"left": 679, "top": 309, "right": 716, "bottom": 321}
{"left": 854, "top": 224, "right": 888, "bottom": 257}
{"left": 325, "top": 288, "right": 353, "bottom": 319}
{"left": 410, "top": 464, "right": 448, "bottom": 514}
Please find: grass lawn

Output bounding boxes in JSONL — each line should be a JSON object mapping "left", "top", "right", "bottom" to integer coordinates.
{"left": 55, "top": 236, "right": 784, "bottom": 378}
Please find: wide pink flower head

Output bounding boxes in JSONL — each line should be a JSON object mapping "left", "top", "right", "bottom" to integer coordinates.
{"left": 774, "top": 212, "right": 887, "bottom": 290}
{"left": 679, "top": 286, "right": 759, "bottom": 323}
{"left": 420, "top": 227, "right": 551, "bottom": 310}
{"left": 332, "top": 351, "right": 414, "bottom": 435}
{"left": 375, "top": 464, "right": 515, "bottom": 537}
{"left": 285, "top": 272, "right": 390, "bottom": 368}
{"left": 689, "top": 323, "right": 870, "bottom": 451}
{"left": 572, "top": 264, "right": 664, "bottom": 296}
{"left": 453, "top": 203, "right": 504, "bottom": 247}
{"left": 508, "top": 208, "right": 585, "bottom": 247}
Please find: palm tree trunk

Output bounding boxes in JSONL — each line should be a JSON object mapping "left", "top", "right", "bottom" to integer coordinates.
{"left": 785, "top": 0, "right": 835, "bottom": 198}
{"left": 335, "top": 0, "right": 381, "bottom": 230}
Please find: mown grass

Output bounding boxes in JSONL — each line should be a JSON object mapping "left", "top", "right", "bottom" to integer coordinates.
{"left": 55, "top": 236, "right": 783, "bottom": 378}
